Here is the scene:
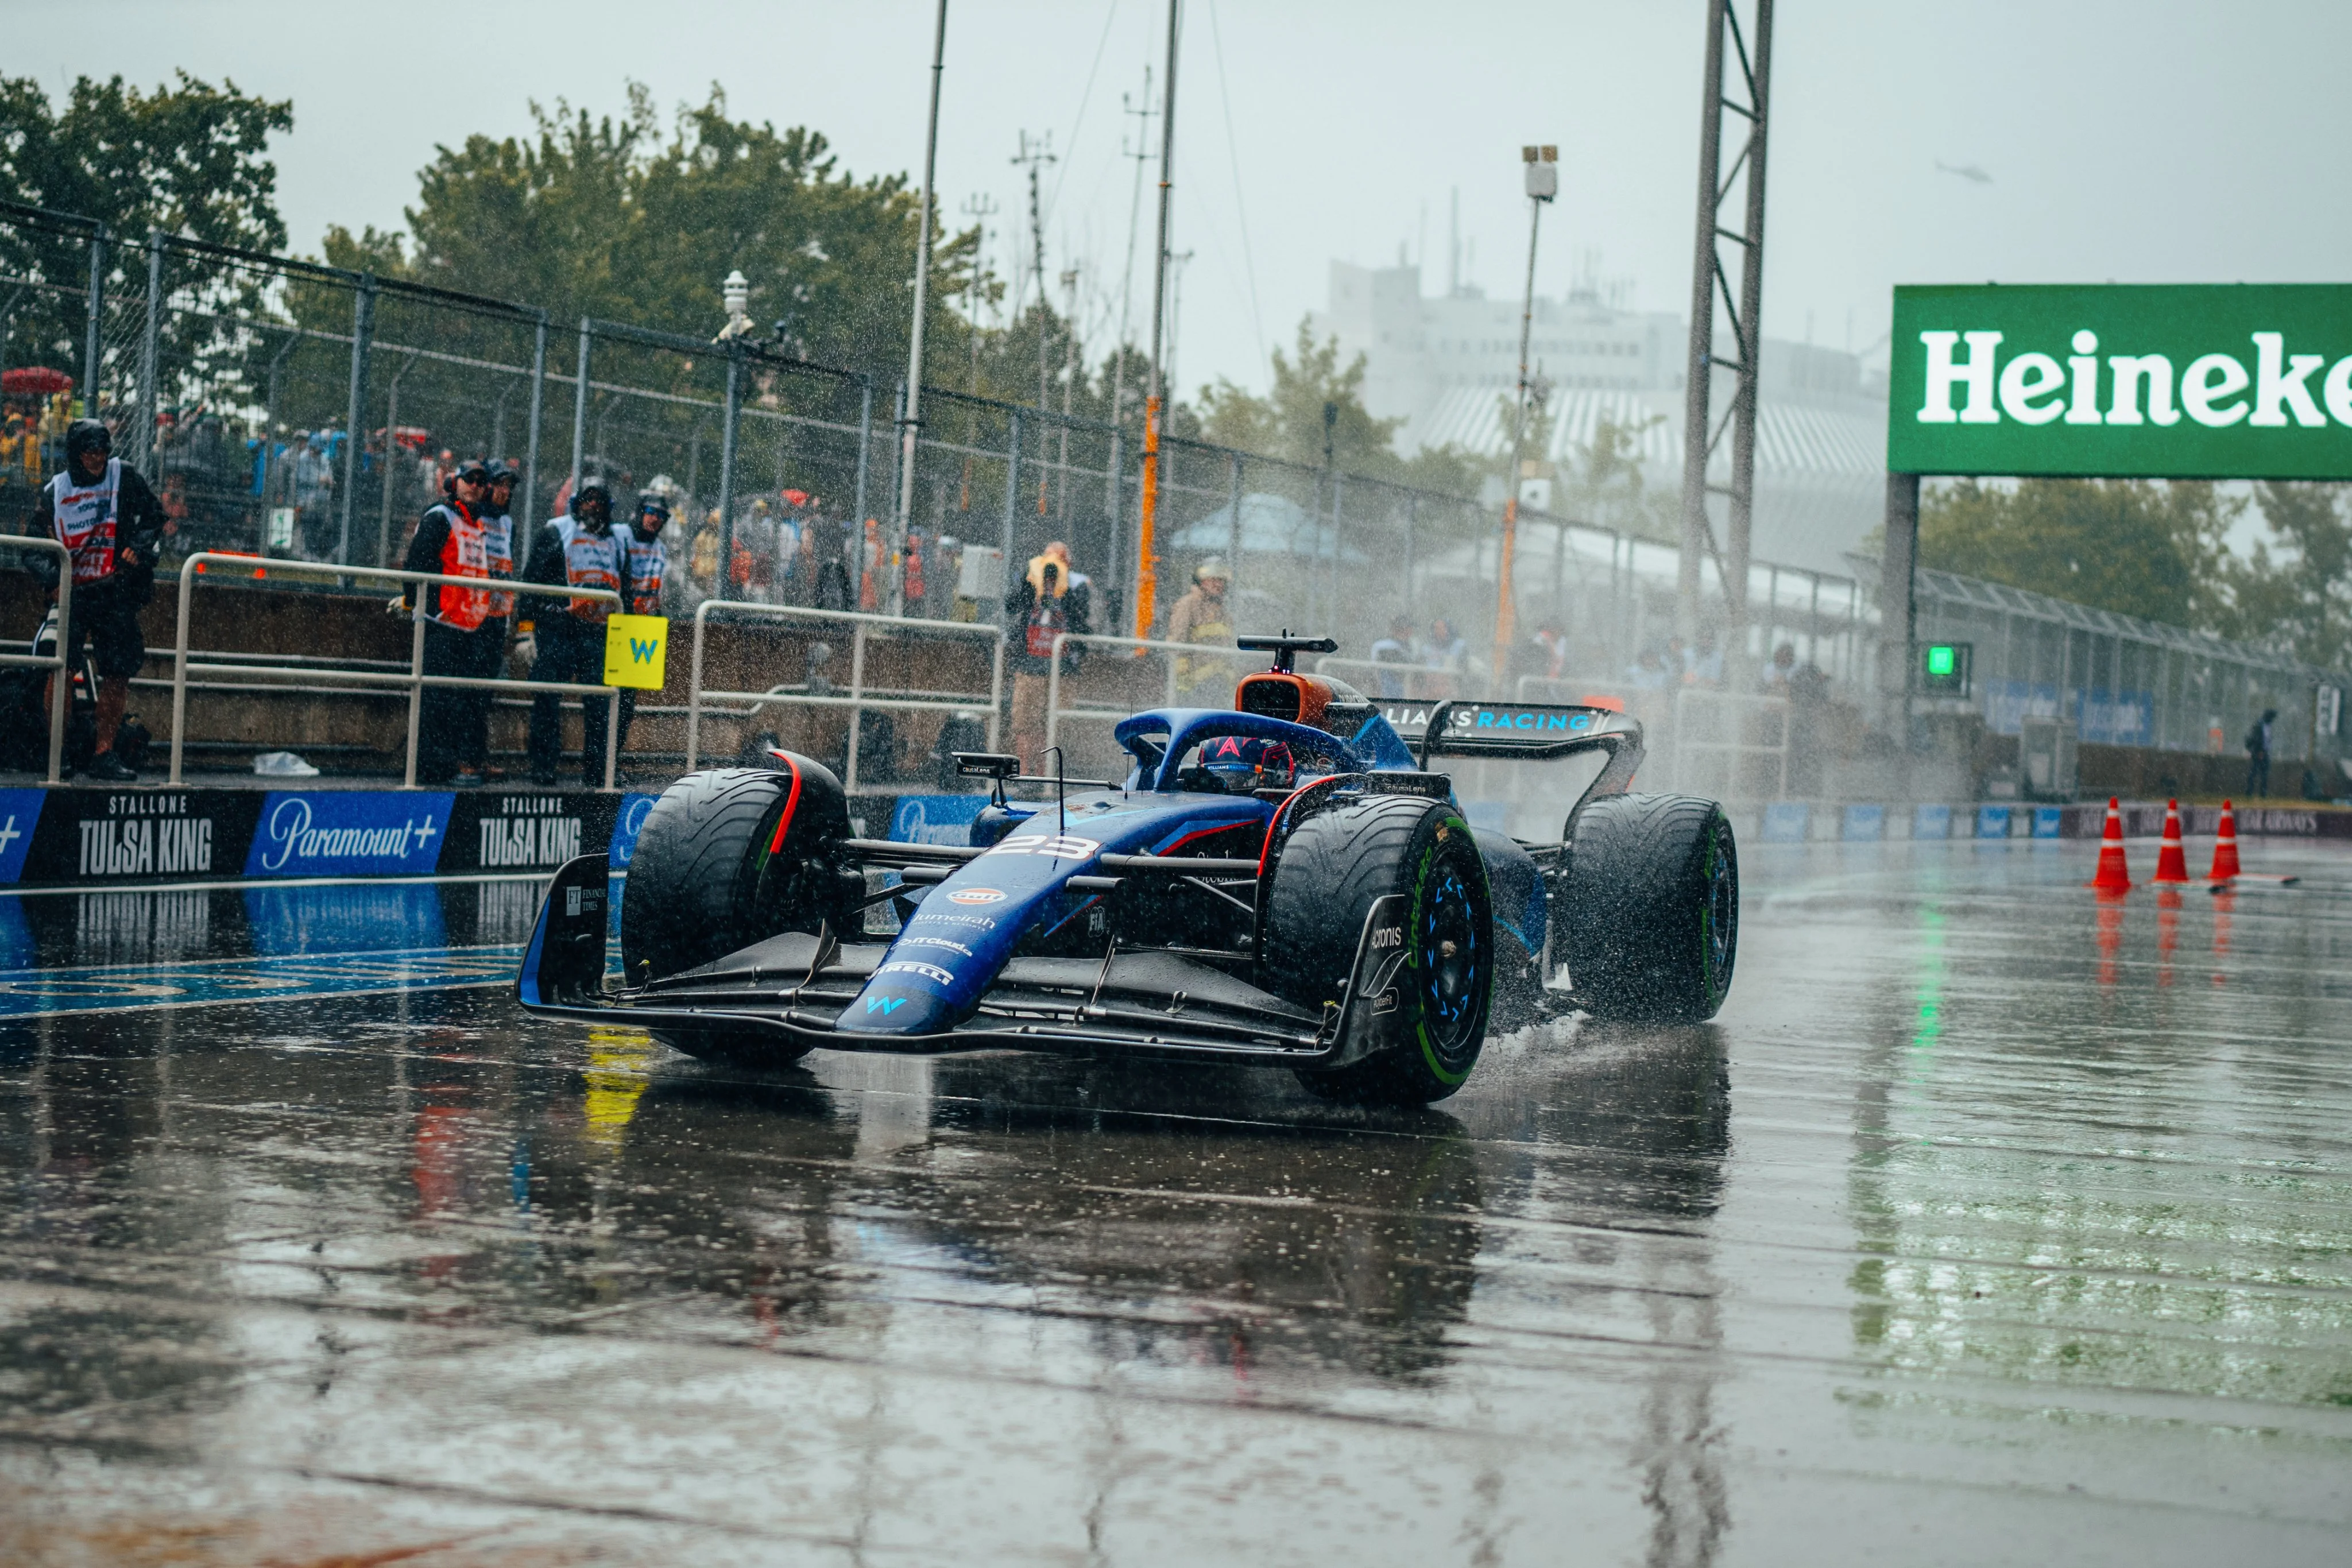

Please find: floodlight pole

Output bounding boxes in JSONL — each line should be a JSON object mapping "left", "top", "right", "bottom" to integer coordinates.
{"left": 1495, "top": 146, "right": 1556, "bottom": 664}
{"left": 894, "top": 0, "right": 950, "bottom": 617}
{"left": 1676, "top": 0, "right": 1773, "bottom": 659}
{"left": 1135, "top": 0, "right": 1181, "bottom": 640}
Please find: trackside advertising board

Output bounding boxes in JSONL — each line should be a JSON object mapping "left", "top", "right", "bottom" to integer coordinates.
{"left": 1889, "top": 284, "right": 2352, "bottom": 479}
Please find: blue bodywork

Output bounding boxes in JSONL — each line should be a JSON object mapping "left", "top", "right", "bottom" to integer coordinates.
{"left": 835, "top": 705, "right": 1545, "bottom": 1037}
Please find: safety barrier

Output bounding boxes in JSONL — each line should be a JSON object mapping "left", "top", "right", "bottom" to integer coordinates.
{"left": 169, "top": 552, "right": 624, "bottom": 789}
{"left": 682, "top": 600, "right": 1004, "bottom": 791}
{"left": 1, "top": 537, "right": 73, "bottom": 785}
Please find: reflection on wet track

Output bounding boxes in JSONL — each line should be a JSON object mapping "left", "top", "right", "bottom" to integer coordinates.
{"left": 1, "top": 840, "right": 2349, "bottom": 1564}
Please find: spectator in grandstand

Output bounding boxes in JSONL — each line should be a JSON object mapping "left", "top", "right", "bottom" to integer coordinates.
{"left": 291, "top": 430, "right": 335, "bottom": 560}
{"left": 0, "top": 410, "right": 38, "bottom": 529}
{"left": 1423, "top": 617, "right": 1468, "bottom": 672}
{"left": 2246, "top": 707, "right": 2277, "bottom": 797}
{"left": 810, "top": 507, "right": 852, "bottom": 610}
{"left": 1624, "top": 646, "right": 1672, "bottom": 690}
{"left": 1007, "top": 543, "right": 1092, "bottom": 770}
{"left": 1162, "top": 556, "right": 1234, "bottom": 706}
{"left": 1759, "top": 641, "right": 1797, "bottom": 691}
{"left": 522, "top": 482, "right": 629, "bottom": 787}
{"left": 1688, "top": 629, "right": 1724, "bottom": 687}
{"left": 27, "top": 419, "right": 165, "bottom": 781}
{"left": 400, "top": 458, "right": 502, "bottom": 787}
{"left": 614, "top": 490, "right": 670, "bottom": 759}
{"left": 1368, "top": 615, "right": 1417, "bottom": 699}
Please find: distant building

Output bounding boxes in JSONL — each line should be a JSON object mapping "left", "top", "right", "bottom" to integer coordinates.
{"left": 1309, "top": 261, "right": 1887, "bottom": 578}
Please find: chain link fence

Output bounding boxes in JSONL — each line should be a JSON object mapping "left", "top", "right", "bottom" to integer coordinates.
{"left": 10, "top": 198, "right": 2346, "bottom": 792}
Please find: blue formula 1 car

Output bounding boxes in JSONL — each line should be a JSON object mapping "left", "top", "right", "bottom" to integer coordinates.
{"left": 518, "top": 634, "right": 1738, "bottom": 1104}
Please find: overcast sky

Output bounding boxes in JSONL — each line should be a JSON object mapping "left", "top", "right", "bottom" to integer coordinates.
{"left": 33, "top": 0, "right": 2352, "bottom": 405}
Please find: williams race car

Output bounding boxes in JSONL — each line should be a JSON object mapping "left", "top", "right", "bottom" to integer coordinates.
{"left": 517, "top": 633, "right": 1737, "bottom": 1104}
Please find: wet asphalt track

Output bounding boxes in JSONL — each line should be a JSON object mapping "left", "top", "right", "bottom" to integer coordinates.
{"left": 1, "top": 839, "right": 2349, "bottom": 1566}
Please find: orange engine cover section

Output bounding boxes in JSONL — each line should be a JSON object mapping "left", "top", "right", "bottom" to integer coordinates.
{"left": 1235, "top": 671, "right": 1333, "bottom": 730}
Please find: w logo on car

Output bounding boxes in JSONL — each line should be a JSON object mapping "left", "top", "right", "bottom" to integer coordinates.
{"left": 865, "top": 996, "right": 907, "bottom": 1015}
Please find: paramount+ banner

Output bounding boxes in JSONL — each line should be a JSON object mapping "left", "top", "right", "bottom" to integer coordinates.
{"left": 1889, "top": 284, "right": 2352, "bottom": 479}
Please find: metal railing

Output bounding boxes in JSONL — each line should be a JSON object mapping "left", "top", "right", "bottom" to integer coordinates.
{"left": 683, "top": 600, "right": 1004, "bottom": 791}
{"left": 168, "top": 552, "right": 623, "bottom": 789}
{"left": 1, "top": 537, "right": 74, "bottom": 784}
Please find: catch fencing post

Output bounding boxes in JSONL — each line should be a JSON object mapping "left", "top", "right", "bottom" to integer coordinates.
{"left": 403, "top": 612, "right": 426, "bottom": 788}
{"left": 844, "top": 624, "right": 869, "bottom": 791}
{"left": 998, "top": 408, "right": 1022, "bottom": 615}
{"left": 1329, "top": 476, "right": 1345, "bottom": 631}
{"left": 1403, "top": 493, "right": 1418, "bottom": 606}
{"left": 523, "top": 313, "right": 547, "bottom": 529}
{"left": 376, "top": 351, "right": 419, "bottom": 567}
{"left": 138, "top": 230, "right": 163, "bottom": 470}
{"left": 853, "top": 375, "right": 873, "bottom": 604}
{"left": 1225, "top": 452, "right": 1243, "bottom": 611}
{"left": 716, "top": 341, "right": 741, "bottom": 602}
{"left": 570, "top": 318, "right": 591, "bottom": 498}
{"left": 1105, "top": 427, "right": 1125, "bottom": 608}
{"left": 338, "top": 274, "right": 376, "bottom": 570}
{"left": 82, "top": 226, "right": 105, "bottom": 413}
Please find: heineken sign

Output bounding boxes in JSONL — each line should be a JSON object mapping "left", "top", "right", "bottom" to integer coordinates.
{"left": 1889, "top": 284, "right": 2352, "bottom": 479}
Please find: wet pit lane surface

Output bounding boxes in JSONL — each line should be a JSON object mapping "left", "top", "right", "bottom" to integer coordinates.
{"left": 2, "top": 843, "right": 2350, "bottom": 1565}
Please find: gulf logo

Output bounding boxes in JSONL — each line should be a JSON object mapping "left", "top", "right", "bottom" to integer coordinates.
{"left": 947, "top": 886, "right": 1007, "bottom": 905}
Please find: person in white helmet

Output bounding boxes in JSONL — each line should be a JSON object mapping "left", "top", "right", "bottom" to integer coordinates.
{"left": 1162, "top": 555, "right": 1235, "bottom": 706}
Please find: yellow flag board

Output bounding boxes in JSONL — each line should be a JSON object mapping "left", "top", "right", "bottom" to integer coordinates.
{"left": 603, "top": 613, "right": 669, "bottom": 689}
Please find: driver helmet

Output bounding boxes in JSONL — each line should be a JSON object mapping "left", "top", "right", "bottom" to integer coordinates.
{"left": 1198, "top": 734, "right": 1295, "bottom": 792}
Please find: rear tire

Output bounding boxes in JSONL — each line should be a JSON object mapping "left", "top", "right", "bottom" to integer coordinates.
{"left": 1558, "top": 793, "right": 1737, "bottom": 1023}
{"left": 1266, "top": 796, "right": 1494, "bottom": 1106}
{"left": 619, "top": 756, "right": 859, "bottom": 1066}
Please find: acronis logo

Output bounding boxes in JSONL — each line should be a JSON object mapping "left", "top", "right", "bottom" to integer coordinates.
{"left": 865, "top": 996, "right": 908, "bottom": 1015}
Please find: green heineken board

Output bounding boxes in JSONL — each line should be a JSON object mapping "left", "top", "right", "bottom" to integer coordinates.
{"left": 1889, "top": 284, "right": 2352, "bottom": 479}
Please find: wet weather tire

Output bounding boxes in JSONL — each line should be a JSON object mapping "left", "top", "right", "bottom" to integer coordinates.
{"left": 619, "top": 757, "right": 858, "bottom": 1066}
{"left": 1558, "top": 793, "right": 1737, "bottom": 1023}
{"left": 1264, "top": 795, "right": 1495, "bottom": 1106}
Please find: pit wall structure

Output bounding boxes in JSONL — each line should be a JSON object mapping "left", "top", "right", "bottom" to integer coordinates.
{"left": 0, "top": 787, "right": 997, "bottom": 889}
{"left": 0, "top": 781, "right": 2338, "bottom": 894}
{"left": 1741, "top": 799, "right": 2352, "bottom": 845}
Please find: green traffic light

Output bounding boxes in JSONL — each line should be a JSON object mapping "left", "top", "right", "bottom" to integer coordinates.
{"left": 1927, "top": 645, "right": 1956, "bottom": 676}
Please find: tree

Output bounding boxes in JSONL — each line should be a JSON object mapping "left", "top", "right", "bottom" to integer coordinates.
{"left": 385, "top": 86, "right": 974, "bottom": 382}
{"left": 1556, "top": 414, "right": 1676, "bottom": 544}
{"left": 2220, "top": 483, "right": 2352, "bottom": 670}
{"left": 1918, "top": 478, "right": 2237, "bottom": 628}
{"left": 1197, "top": 318, "right": 1404, "bottom": 477}
{"left": 0, "top": 70, "right": 292, "bottom": 398}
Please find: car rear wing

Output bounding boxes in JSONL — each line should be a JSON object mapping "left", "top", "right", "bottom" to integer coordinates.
{"left": 1383, "top": 699, "right": 1646, "bottom": 814}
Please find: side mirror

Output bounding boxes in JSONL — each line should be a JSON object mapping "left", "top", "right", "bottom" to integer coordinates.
{"left": 953, "top": 752, "right": 1022, "bottom": 780}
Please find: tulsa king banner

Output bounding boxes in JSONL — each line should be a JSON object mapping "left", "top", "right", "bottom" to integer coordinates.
{"left": 1890, "top": 284, "right": 2352, "bottom": 479}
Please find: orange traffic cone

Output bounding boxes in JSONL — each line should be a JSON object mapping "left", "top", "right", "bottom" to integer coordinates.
{"left": 2153, "top": 799, "right": 2189, "bottom": 883}
{"left": 2208, "top": 799, "right": 2241, "bottom": 881}
{"left": 2087, "top": 796, "right": 2132, "bottom": 892}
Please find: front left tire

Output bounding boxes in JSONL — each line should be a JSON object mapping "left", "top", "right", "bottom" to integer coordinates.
{"left": 618, "top": 754, "right": 859, "bottom": 1064}
{"left": 1262, "top": 795, "right": 1495, "bottom": 1105}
